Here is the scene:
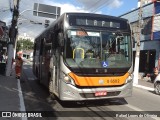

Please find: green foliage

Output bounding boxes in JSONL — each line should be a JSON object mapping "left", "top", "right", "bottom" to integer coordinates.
{"left": 16, "top": 38, "right": 34, "bottom": 52}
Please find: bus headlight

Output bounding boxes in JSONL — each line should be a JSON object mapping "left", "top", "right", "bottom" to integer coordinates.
{"left": 63, "top": 73, "right": 75, "bottom": 86}
{"left": 125, "top": 74, "right": 133, "bottom": 84}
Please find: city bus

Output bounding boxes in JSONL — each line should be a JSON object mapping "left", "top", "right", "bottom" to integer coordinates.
{"left": 33, "top": 12, "right": 133, "bottom": 101}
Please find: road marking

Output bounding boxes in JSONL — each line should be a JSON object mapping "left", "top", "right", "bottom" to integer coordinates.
{"left": 126, "top": 104, "right": 160, "bottom": 120}
{"left": 17, "top": 79, "right": 28, "bottom": 120}
{"left": 133, "top": 84, "right": 154, "bottom": 91}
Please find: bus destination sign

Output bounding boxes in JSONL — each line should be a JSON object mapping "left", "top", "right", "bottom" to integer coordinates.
{"left": 76, "top": 18, "right": 120, "bottom": 28}
{"left": 68, "top": 15, "right": 122, "bottom": 28}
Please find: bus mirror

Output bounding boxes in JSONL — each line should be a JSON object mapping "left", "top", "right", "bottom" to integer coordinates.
{"left": 58, "top": 33, "right": 64, "bottom": 46}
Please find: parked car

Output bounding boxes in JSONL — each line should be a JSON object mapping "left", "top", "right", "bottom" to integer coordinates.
{"left": 154, "top": 74, "right": 160, "bottom": 95}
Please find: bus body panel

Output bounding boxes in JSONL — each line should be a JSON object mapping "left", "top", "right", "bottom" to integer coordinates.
{"left": 69, "top": 72, "right": 129, "bottom": 86}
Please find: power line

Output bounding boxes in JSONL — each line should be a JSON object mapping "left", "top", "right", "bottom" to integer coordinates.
{"left": 85, "top": 0, "right": 102, "bottom": 11}
{"left": 90, "top": 0, "right": 113, "bottom": 13}
{"left": 75, "top": 0, "right": 111, "bottom": 13}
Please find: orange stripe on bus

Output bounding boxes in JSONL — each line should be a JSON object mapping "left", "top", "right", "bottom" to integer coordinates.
{"left": 69, "top": 72, "right": 130, "bottom": 86}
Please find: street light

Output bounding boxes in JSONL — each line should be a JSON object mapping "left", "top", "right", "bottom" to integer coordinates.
{"left": 19, "top": 9, "right": 33, "bottom": 15}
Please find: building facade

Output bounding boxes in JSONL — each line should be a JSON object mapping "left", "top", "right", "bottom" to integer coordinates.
{"left": 120, "top": 0, "right": 160, "bottom": 73}
{"left": 0, "top": 21, "right": 8, "bottom": 58}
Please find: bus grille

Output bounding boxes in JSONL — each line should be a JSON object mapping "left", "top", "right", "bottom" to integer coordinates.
{"left": 79, "top": 91, "right": 121, "bottom": 98}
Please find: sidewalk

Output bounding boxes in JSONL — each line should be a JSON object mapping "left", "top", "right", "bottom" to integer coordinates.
{"left": 134, "top": 77, "right": 154, "bottom": 91}
{"left": 0, "top": 75, "right": 20, "bottom": 111}
{"left": 0, "top": 75, "right": 23, "bottom": 120}
{"left": 0, "top": 64, "right": 24, "bottom": 113}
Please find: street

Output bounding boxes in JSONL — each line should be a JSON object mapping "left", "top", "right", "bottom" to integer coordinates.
{"left": 19, "top": 63, "right": 160, "bottom": 120}
{"left": 1, "top": 1, "right": 160, "bottom": 120}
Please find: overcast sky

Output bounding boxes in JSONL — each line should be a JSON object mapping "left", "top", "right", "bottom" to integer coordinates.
{"left": 0, "top": 0, "right": 138, "bottom": 39}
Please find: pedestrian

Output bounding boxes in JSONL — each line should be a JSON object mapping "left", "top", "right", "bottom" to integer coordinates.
{"left": 147, "top": 67, "right": 159, "bottom": 83}
{"left": 15, "top": 53, "right": 23, "bottom": 79}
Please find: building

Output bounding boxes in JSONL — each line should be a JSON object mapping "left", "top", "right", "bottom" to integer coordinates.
{"left": 0, "top": 21, "right": 9, "bottom": 74}
{"left": 120, "top": 0, "right": 160, "bottom": 74}
{"left": 0, "top": 20, "right": 8, "bottom": 58}
{"left": 22, "top": 50, "right": 33, "bottom": 61}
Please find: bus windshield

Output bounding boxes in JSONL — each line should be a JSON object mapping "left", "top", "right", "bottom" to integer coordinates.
{"left": 65, "top": 30, "right": 132, "bottom": 69}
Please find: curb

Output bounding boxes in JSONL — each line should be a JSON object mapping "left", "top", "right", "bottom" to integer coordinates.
{"left": 133, "top": 84, "right": 154, "bottom": 91}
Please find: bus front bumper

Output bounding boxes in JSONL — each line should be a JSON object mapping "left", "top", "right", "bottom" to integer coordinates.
{"left": 59, "top": 80, "right": 133, "bottom": 101}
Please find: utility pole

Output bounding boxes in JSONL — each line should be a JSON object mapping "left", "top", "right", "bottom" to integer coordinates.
{"left": 133, "top": 0, "right": 143, "bottom": 85}
{"left": 6, "top": 0, "right": 19, "bottom": 76}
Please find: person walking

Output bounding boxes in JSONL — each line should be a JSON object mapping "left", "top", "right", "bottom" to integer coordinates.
{"left": 15, "top": 53, "right": 23, "bottom": 79}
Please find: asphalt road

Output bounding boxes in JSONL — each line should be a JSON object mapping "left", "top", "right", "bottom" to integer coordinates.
{"left": 20, "top": 64, "right": 160, "bottom": 120}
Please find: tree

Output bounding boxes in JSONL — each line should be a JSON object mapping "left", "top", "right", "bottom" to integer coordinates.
{"left": 16, "top": 38, "right": 34, "bottom": 52}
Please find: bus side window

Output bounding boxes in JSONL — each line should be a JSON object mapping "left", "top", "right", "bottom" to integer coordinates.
{"left": 66, "top": 37, "right": 73, "bottom": 58}
{"left": 58, "top": 32, "right": 64, "bottom": 47}
{"left": 33, "top": 43, "right": 36, "bottom": 56}
{"left": 40, "top": 38, "right": 44, "bottom": 55}
{"left": 52, "top": 32, "right": 58, "bottom": 54}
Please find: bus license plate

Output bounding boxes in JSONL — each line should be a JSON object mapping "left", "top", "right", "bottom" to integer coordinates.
{"left": 95, "top": 91, "right": 107, "bottom": 96}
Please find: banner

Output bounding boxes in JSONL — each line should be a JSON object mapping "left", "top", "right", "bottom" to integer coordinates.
{"left": 0, "top": 111, "right": 160, "bottom": 117}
